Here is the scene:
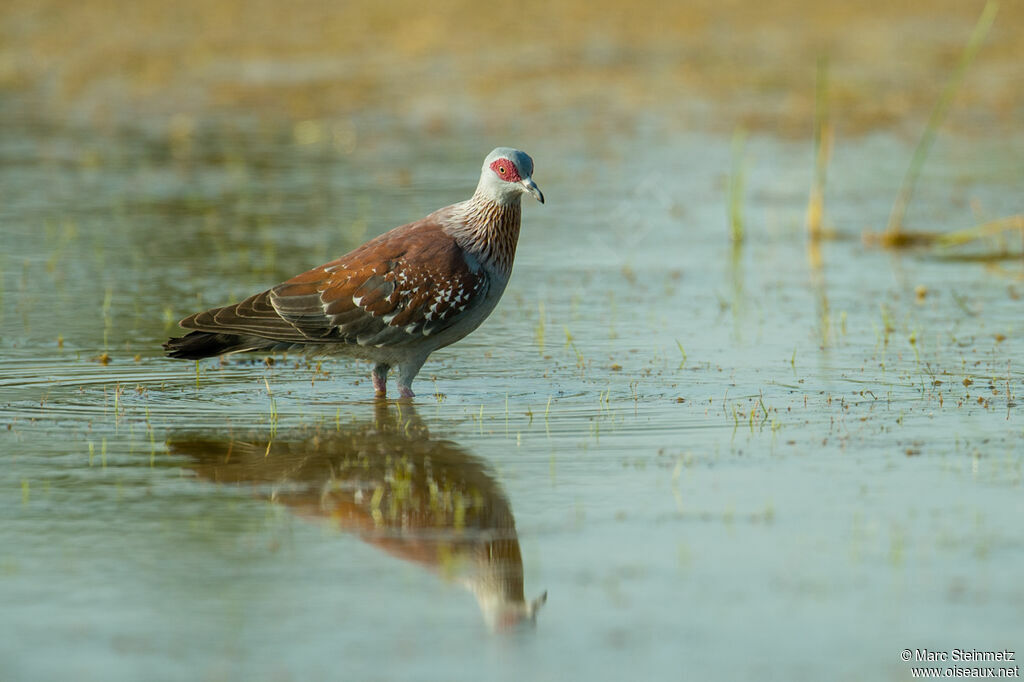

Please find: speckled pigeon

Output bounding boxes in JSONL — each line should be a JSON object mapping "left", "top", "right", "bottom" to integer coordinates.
{"left": 164, "top": 147, "right": 544, "bottom": 398}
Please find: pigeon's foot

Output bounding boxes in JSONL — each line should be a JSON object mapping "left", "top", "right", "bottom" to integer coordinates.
{"left": 372, "top": 363, "right": 389, "bottom": 398}
{"left": 398, "top": 385, "right": 415, "bottom": 400}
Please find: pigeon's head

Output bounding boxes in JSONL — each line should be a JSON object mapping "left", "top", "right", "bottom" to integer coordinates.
{"left": 477, "top": 147, "right": 544, "bottom": 205}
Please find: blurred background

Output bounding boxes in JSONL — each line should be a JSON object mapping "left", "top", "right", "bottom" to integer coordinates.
{"left": 3, "top": 0, "right": 1021, "bottom": 136}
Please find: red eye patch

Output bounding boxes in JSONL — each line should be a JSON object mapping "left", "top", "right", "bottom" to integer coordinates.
{"left": 489, "top": 158, "right": 522, "bottom": 182}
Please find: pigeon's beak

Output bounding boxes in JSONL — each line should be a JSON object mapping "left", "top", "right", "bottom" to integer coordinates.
{"left": 521, "top": 178, "right": 544, "bottom": 204}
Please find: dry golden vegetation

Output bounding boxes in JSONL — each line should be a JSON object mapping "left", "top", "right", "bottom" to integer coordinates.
{"left": 1, "top": 0, "right": 1022, "bottom": 135}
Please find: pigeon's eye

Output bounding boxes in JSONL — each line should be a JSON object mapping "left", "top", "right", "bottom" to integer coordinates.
{"left": 489, "top": 158, "right": 520, "bottom": 182}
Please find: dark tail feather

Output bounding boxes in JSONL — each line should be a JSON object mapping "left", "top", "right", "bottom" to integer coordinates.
{"left": 164, "top": 331, "right": 270, "bottom": 360}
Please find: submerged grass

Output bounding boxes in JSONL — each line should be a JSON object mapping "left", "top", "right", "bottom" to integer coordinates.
{"left": 727, "top": 130, "right": 748, "bottom": 244}
{"left": 564, "top": 326, "right": 586, "bottom": 370}
{"left": 934, "top": 214, "right": 1024, "bottom": 255}
{"left": 870, "top": 0, "right": 999, "bottom": 248}
{"left": 805, "top": 68, "right": 833, "bottom": 349}
{"left": 675, "top": 340, "right": 687, "bottom": 370}
{"left": 806, "top": 57, "right": 832, "bottom": 241}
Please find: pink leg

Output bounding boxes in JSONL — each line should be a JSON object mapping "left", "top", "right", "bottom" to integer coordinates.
{"left": 396, "top": 357, "right": 424, "bottom": 400}
{"left": 372, "top": 363, "right": 389, "bottom": 398}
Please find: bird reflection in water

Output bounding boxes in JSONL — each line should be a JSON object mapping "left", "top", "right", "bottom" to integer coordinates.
{"left": 168, "top": 403, "right": 546, "bottom": 631}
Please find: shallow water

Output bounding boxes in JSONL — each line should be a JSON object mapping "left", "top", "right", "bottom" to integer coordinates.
{"left": 2, "top": 68, "right": 1023, "bottom": 682}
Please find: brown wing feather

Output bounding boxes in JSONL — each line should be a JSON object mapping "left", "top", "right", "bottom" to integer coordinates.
{"left": 181, "top": 291, "right": 313, "bottom": 343}
{"left": 179, "top": 214, "right": 489, "bottom": 348}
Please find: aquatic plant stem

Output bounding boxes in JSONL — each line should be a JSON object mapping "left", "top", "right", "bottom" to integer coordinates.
{"left": 884, "top": 0, "right": 998, "bottom": 237}
{"left": 807, "top": 56, "right": 831, "bottom": 240}
{"left": 935, "top": 214, "right": 1024, "bottom": 249}
{"left": 728, "top": 129, "right": 747, "bottom": 244}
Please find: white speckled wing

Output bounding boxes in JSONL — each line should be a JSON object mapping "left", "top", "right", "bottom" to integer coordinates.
{"left": 268, "top": 217, "right": 490, "bottom": 347}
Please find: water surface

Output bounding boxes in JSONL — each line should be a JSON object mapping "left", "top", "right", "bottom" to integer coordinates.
{"left": 1, "top": 8, "right": 1023, "bottom": 679}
